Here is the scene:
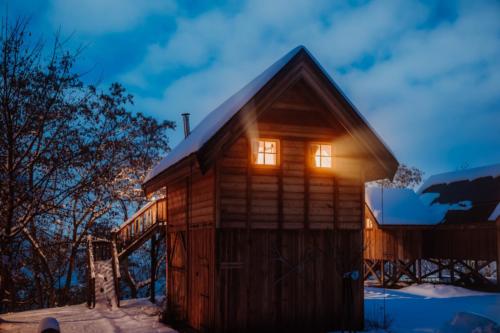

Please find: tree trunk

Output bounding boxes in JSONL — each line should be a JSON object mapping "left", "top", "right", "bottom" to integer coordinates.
{"left": 122, "top": 258, "right": 138, "bottom": 298}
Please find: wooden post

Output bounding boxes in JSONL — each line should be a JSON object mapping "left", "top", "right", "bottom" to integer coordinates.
{"left": 438, "top": 260, "right": 442, "bottom": 281}
{"left": 380, "top": 260, "right": 385, "bottom": 286}
{"left": 150, "top": 233, "right": 157, "bottom": 304}
{"left": 450, "top": 260, "right": 455, "bottom": 283}
{"left": 417, "top": 259, "right": 422, "bottom": 283}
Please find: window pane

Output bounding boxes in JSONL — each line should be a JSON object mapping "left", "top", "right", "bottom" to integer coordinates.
{"left": 321, "top": 144, "right": 331, "bottom": 157}
{"left": 256, "top": 152, "right": 265, "bottom": 164}
{"left": 265, "top": 153, "right": 276, "bottom": 165}
{"left": 264, "top": 141, "right": 276, "bottom": 153}
{"left": 314, "top": 154, "right": 321, "bottom": 167}
{"left": 258, "top": 141, "right": 265, "bottom": 153}
{"left": 321, "top": 156, "right": 332, "bottom": 168}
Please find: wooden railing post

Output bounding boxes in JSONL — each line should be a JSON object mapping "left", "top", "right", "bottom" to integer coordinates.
{"left": 150, "top": 233, "right": 157, "bottom": 304}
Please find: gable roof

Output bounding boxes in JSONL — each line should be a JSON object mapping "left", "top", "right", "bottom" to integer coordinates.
{"left": 143, "top": 46, "right": 398, "bottom": 194}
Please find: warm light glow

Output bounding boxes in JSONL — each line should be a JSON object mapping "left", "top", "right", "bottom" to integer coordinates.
{"left": 312, "top": 143, "right": 332, "bottom": 168}
{"left": 366, "top": 218, "right": 373, "bottom": 229}
{"left": 253, "top": 139, "right": 278, "bottom": 166}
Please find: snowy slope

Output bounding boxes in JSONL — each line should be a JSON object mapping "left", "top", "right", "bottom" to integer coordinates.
{"left": 0, "top": 298, "right": 176, "bottom": 333}
{"left": 365, "top": 284, "right": 500, "bottom": 332}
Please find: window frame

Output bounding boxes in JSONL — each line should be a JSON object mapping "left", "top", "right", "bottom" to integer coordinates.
{"left": 309, "top": 141, "right": 334, "bottom": 170}
{"left": 251, "top": 138, "right": 280, "bottom": 168}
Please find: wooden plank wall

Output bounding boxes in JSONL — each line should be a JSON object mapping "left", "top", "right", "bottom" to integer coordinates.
{"left": 363, "top": 206, "right": 425, "bottom": 261}
{"left": 423, "top": 223, "right": 497, "bottom": 261}
{"left": 364, "top": 206, "right": 498, "bottom": 262}
{"left": 166, "top": 168, "right": 215, "bottom": 330}
{"left": 216, "top": 130, "right": 364, "bottom": 332}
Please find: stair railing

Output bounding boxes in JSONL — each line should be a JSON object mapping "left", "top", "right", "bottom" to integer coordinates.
{"left": 114, "top": 198, "right": 167, "bottom": 252}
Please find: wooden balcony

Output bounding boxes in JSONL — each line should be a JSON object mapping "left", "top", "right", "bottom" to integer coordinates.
{"left": 113, "top": 198, "right": 167, "bottom": 258}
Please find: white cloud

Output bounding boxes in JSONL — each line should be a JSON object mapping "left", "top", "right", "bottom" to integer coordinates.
{"left": 48, "top": 0, "right": 176, "bottom": 34}
{"left": 123, "top": 0, "right": 500, "bottom": 174}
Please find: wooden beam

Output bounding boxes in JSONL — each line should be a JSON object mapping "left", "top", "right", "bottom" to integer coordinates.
{"left": 150, "top": 233, "right": 157, "bottom": 304}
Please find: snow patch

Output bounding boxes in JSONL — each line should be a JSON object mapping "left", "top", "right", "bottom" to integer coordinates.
{"left": 399, "top": 283, "right": 492, "bottom": 298}
{"left": 366, "top": 187, "right": 475, "bottom": 226}
{"left": 0, "top": 298, "right": 175, "bottom": 333}
{"left": 365, "top": 187, "right": 445, "bottom": 225}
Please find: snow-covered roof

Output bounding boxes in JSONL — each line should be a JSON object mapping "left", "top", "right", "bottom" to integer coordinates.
{"left": 144, "top": 46, "right": 304, "bottom": 183}
{"left": 418, "top": 163, "right": 500, "bottom": 193}
{"left": 365, "top": 187, "right": 443, "bottom": 225}
{"left": 365, "top": 185, "right": 479, "bottom": 226}
{"left": 144, "top": 45, "right": 397, "bottom": 186}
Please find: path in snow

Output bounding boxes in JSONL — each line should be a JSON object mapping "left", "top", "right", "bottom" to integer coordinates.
{"left": 365, "top": 283, "right": 500, "bottom": 332}
{"left": 0, "top": 298, "right": 176, "bottom": 333}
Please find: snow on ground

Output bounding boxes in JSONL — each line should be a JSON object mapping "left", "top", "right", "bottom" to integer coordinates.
{"left": 2, "top": 285, "right": 499, "bottom": 332}
{"left": 0, "top": 298, "right": 176, "bottom": 333}
{"left": 365, "top": 283, "right": 500, "bottom": 332}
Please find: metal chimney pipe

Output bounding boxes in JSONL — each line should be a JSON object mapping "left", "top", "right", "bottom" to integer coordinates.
{"left": 181, "top": 113, "right": 190, "bottom": 138}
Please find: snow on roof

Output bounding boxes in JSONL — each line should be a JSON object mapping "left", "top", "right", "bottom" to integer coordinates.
{"left": 489, "top": 202, "right": 500, "bottom": 221}
{"left": 418, "top": 163, "right": 500, "bottom": 193}
{"left": 144, "top": 46, "right": 304, "bottom": 183}
{"left": 366, "top": 187, "right": 442, "bottom": 225}
{"left": 144, "top": 45, "right": 396, "bottom": 184}
{"left": 365, "top": 186, "right": 476, "bottom": 226}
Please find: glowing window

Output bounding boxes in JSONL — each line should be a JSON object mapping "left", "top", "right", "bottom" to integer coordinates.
{"left": 252, "top": 139, "right": 279, "bottom": 166}
{"left": 311, "top": 143, "right": 332, "bottom": 168}
{"left": 366, "top": 218, "right": 373, "bottom": 229}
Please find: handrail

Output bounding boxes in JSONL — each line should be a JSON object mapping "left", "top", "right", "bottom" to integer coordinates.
{"left": 114, "top": 198, "right": 166, "bottom": 247}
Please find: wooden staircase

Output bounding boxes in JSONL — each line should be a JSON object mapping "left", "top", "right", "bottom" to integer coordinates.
{"left": 94, "top": 259, "right": 119, "bottom": 308}
{"left": 86, "top": 198, "right": 167, "bottom": 309}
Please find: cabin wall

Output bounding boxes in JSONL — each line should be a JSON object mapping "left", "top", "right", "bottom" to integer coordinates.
{"left": 364, "top": 207, "right": 498, "bottom": 264}
{"left": 216, "top": 127, "right": 365, "bottom": 332}
{"left": 363, "top": 206, "right": 425, "bottom": 261}
{"left": 165, "top": 167, "right": 215, "bottom": 330}
{"left": 422, "top": 222, "right": 498, "bottom": 261}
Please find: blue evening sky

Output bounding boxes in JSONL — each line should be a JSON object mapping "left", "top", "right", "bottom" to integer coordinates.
{"left": 4, "top": 0, "right": 500, "bottom": 177}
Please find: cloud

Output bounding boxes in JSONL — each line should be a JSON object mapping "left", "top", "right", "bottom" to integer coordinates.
{"left": 121, "top": 0, "right": 499, "bottom": 175}
{"left": 48, "top": 0, "right": 176, "bottom": 34}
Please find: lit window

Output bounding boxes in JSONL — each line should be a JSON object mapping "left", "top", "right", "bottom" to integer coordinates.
{"left": 252, "top": 139, "right": 279, "bottom": 166}
{"left": 366, "top": 218, "right": 373, "bottom": 229}
{"left": 311, "top": 143, "right": 332, "bottom": 168}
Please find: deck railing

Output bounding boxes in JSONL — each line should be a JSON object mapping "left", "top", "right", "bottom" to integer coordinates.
{"left": 113, "top": 198, "right": 167, "bottom": 252}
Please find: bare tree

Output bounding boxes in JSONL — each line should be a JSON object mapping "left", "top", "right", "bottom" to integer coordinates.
{"left": 370, "top": 164, "right": 424, "bottom": 190}
{"left": 0, "top": 17, "right": 174, "bottom": 311}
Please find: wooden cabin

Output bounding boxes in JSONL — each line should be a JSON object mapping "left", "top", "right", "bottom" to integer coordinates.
{"left": 364, "top": 165, "right": 500, "bottom": 288}
{"left": 143, "top": 46, "right": 398, "bottom": 332}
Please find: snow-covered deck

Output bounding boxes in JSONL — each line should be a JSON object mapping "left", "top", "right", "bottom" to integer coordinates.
{"left": 0, "top": 298, "right": 176, "bottom": 333}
